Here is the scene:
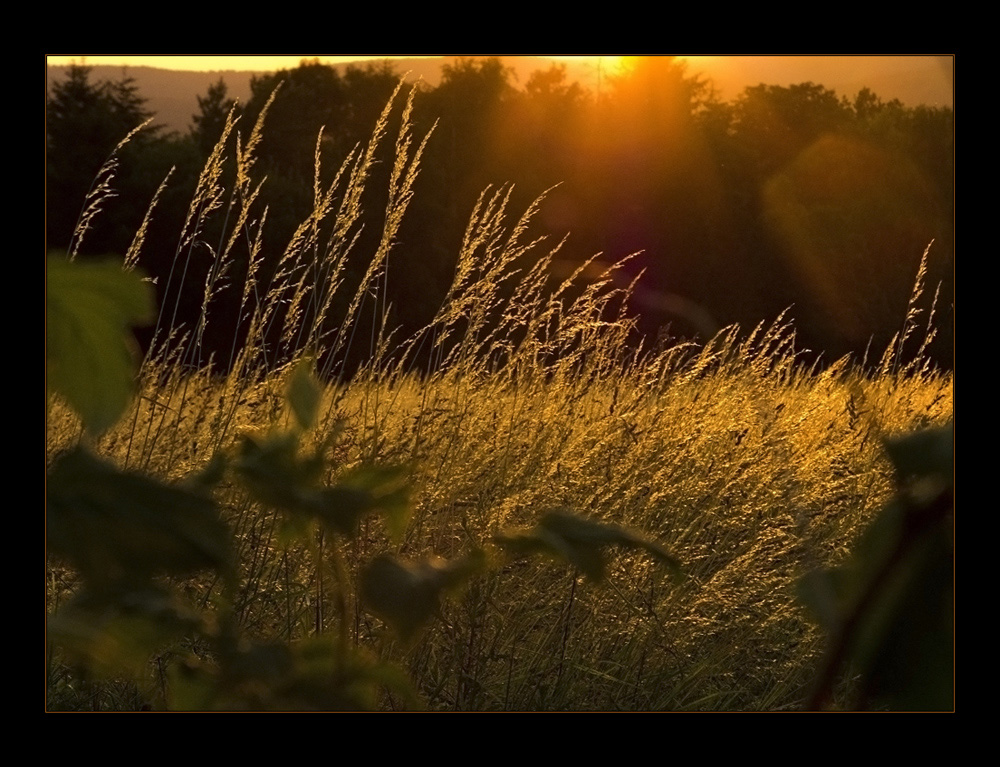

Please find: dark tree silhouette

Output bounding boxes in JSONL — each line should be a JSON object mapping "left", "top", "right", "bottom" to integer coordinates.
{"left": 47, "top": 63, "right": 161, "bottom": 253}
{"left": 191, "top": 78, "right": 238, "bottom": 156}
{"left": 242, "top": 59, "right": 349, "bottom": 181}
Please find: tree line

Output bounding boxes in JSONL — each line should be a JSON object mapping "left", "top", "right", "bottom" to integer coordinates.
{"left": 46, "top": 57, "right": 953, "bottom": 372}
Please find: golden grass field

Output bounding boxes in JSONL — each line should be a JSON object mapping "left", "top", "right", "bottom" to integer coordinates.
{"left": 46, "top": 84, "right": 953, "bottom": 710}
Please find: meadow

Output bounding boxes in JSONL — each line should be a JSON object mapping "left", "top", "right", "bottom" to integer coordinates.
{"left": 45, "top": 84, "right": 953, "bottom": 710}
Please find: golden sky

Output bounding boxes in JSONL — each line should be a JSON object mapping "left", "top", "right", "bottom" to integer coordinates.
{"left": 44, "top": 55, "right": 449, "bottom": 71}
{"left": 42, "top": 55, "right": 648, "bottom": 73}
{"left": 44, "top": 55, "right": 953, "bottom": 108}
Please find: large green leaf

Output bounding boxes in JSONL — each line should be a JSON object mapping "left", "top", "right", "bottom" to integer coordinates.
{"left": 233, "top": 432, "right": 410, "bottom": 540}
{"left": 325, "top": 465, "right": 411, "bottom": 540}
{"left": 233, "top": 431, "right": 325, "bottom": 512}
{"left": 286, "top": 358, "right": 322, "bottom": 432}
{"left": 799, "top": 423, "right": 953, "bottom": 710}
{"left": 48, "top": 584, "right": 206, "bottom": 679}
{"left": 884, "top": 422, "right": 953, "bottom": 489}
{"left": 47, "top": 447, "right": 233, "bottom": 590}
{"left": 46, "top": 256, "right": 154, "bottom": 434}
{"left": 496, "top": 510, "right": 682, "bottom": 582}
{"left": 361, "top": 552, "right": 486, "bottom": 642}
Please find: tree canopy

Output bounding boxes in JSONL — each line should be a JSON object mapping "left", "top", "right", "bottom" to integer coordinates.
{"left": 46, "top": 57, "right": 954, "bottom": 371}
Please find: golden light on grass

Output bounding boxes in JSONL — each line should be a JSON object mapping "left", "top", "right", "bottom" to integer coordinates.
{"left": 46, "top": 61, "right": 953, "bottom": 711}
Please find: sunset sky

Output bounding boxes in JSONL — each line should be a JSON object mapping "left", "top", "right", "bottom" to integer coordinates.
{"left": 44, "top": 55, "right": 445, "bottom": 71}
{"left": 44, "top": 55, "right": 685, "bottom": 74}
{"left": 44, "top": 55, "right": 953, "bottom": 107}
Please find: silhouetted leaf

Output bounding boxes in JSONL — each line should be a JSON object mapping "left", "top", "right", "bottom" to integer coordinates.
{"left": 286, "top": 358, "right": 322, "bottom": 431}
{"left": 885, "top": 422, "right": 953, "bottom": 486}
{"left": 232, "top": 431, "right": 325, "bottom": 510}
{"left": 185, "top": 452, "right": 227, "bottom": 493}
{"left": 168, "top": 659, "right": 222, "bottom": 712}
{"left": 49, "top": 584, "right": 205, "bottom": 678}
{"left": 801, "top": 423, "right": 953, "bottom": 710}
{"left": 361, "top": 552, "right": 486, "bottom": 642}
{"left": 329, "top": 465, "right": 410, "bottom": 539}
{"left": 233, "top": 431, "right": 410, "bottom": 540}
{"left": 170, "top": 637, "right": 420, "bottom": 711}
{"left": 495, "top": 510, "right": 681, "bottom": 582}
{"left": 46, "top": 256, "right": 153, "bottom": 433}
{"left": 47, "top": 447, "right": 232, "bottom": 589}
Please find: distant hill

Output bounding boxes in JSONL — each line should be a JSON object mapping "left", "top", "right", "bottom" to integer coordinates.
{"left": 45, "top": 56, "right": 953, "bottom": 135}
{"left": 44, "top": 57, "right": 527, "bottom": 135}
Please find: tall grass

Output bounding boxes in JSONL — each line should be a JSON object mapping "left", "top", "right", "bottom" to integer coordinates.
{"left": 46, "top": 83, "right": 953, "bottom": 710}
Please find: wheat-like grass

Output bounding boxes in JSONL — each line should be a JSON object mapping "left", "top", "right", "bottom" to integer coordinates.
{"left": 46, "top": 81, "right": 953, "bottom": 710}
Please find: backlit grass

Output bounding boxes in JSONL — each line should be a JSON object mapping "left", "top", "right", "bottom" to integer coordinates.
{"left": 45, "top": 83, "right": 952, "bottom": 710}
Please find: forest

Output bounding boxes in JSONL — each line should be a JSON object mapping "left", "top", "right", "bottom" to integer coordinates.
{"left": 45, "top": 57, "right": 953, "bottom": 711}
{"left": 47, "top": 56, "right": 953, "bottom": 373}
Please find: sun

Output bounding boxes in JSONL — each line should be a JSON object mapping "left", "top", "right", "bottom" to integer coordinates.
{"left": 592, "top": 56, "right": 627, "bottom": 75}
{"left": 547, "top": 55, "right": 626, "bottom": 73}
